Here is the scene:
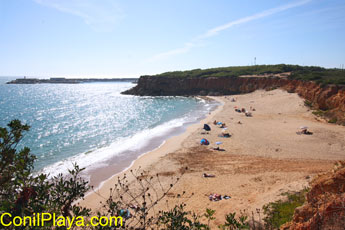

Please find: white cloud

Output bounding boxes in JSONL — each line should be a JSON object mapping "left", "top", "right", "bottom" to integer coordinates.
{"left": 148, "top": 42, "right": 201, "bottom": 62}
{"left": 34, "top": 0, "right": 124, "bottom": 32}
{"left": 149, "top": 0, "right": 312, "bottom": 61}
{"left": 201, "top": 0, "right": 311, "bottom": 38}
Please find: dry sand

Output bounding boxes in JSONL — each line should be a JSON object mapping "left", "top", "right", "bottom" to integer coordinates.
{"left": 80, "top": 89, "right": 345, "bottom": 226}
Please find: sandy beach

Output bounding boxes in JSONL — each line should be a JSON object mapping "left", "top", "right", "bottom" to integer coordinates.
{"left": 80, "top": 89, "right": 345, "bottom": 226}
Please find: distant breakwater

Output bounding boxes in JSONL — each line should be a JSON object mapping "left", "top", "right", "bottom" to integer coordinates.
{"left": 7, "top": 77, "right": 138, "bottom": 84}
{"left": 122, "top": 76, "right": 345, "bottom": 125}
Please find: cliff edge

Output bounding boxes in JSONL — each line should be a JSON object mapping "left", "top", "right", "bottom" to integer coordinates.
{"left": 122, "top": 75, "right": 345, "bottom": 125}
{"left": 281, "top": 161, "right": 345, "bottom": 230}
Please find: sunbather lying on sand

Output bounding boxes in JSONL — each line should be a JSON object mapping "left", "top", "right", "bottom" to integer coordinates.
{"left": 212, "top": 146, "right": 225, "bottom": 151}
{"left": 296, "top": 129, "right": 313, "bottom": 135}
{"left": 203, "top": 173, "right": 215, "bottom": 178}
{"left": 245, "top": 112, "right": 252, "bottom": 117}
{"left": 208, "top": 193, "right": 231, "bottom": 201}
{"left": 129, "top": 204, "right": 139, "bottom": 211}
{"left": 218, "top": 133, "right": 231, "bottom": 138}
{"left": 213, "top": 146, "right": 220, "bottom": 150}
{"left": 296, "top": 127, "right": 313, "bottom": 135}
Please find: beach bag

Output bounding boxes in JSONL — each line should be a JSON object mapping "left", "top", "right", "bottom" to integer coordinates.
{"left": 200, "top": 138, "right": 209, "bottom": 145}
{"left": 203, "top": 124, "right": 211, "bottom": 131}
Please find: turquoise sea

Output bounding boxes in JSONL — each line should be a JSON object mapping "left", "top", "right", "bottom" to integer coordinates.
{"left": 0, "top": 77, "right": 217, "bottom": 185}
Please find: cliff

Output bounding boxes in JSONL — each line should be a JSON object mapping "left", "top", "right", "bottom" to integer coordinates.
{"left": 122, "top": 76, "right": 345, "bottom": 125}
{"left": 281, "top": 161, "right": 345, "bottom": 230}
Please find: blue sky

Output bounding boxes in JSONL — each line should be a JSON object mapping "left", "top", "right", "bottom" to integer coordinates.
{"left": 0, "top": 0, "right": 345, "bottom": 78}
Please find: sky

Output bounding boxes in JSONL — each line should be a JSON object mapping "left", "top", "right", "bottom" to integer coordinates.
{"left": 0, "top": 0, "right": 345, "bottom": 78}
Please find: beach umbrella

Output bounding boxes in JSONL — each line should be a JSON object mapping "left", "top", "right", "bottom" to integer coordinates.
{"left": 300, "top": 126, "right": 308, "bottom": 130}
{"left": 216, "top": 141, "right": 223, "bottom": 145}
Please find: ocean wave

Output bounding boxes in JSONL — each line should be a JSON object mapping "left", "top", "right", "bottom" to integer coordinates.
{"left": 39, "top": 99, "right": 217, "bottom": 179}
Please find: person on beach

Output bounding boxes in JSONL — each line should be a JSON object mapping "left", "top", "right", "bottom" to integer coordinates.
{"left": 219, "top": 132, "right": 231, "bottom": 138}
{"left": 203, "top": 173, "right": 215, "bottom": 178}
{"left": 213, "top": 146, "right": 220, "bottom": 150}
{"left": 208, "top": 193, "right": 231, "bottom": 201}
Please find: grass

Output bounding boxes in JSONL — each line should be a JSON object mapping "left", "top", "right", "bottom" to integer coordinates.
{"left": 311, "top": 110, "right": 339, "bottom": 124}
{"left": 146, "top": 64, "right": 345, "bottom": 86}
{"left": 263, "top": 188, "right": 308, "bottom": 229}
{"left": 328, "top": 118, "right": 338, "bottom": 123}
{"left": 312, "top": 109, "right": 327, "bottom": 116}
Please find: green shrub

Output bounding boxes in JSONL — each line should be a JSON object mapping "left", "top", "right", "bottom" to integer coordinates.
{"left": 328, "top": 118, "right": 338, "bottom": 123}
{"left": 263, "top": 189, "right": 308, "bottom": 229}
{"left": 158, "top": 204, "right": 208, "bottom": 229}
{"left": 0, "top": 120, "right": 91, "bottom": 229}
{"left": 148, "top": 64, "right": 345, "bottom": 86}
{"left": 218, "top": 212, "right": 249, "bottom": 230}
{"left": 304, "top": 100, "right": 313, "bottom": 107}
{"left": 312, "top": 110, "right": 327, "bottom": 116}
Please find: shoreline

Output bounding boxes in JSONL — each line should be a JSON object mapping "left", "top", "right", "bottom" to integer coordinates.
{"left": 80, "top": 96, "right": 225, "bottom": 201}
{"left": 80, "top": 89, "right": 345, "bottom": 225}
{"left": 36, "top": 95, "right": 218, "bottom": 188}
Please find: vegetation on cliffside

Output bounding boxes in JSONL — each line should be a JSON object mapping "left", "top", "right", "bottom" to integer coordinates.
{"left": 146, "top": 64, "right": 345, "bottom": 86}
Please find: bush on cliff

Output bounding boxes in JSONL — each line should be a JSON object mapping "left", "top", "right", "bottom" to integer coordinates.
{"left": 147, "top": 64, "right": 345, "bottom": 86}
{"left": 262, "top": 189, "right": 308, "bottom": 229}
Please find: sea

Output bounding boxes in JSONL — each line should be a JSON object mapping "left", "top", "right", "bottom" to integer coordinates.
{"left": 0, "top": 77, "right": 218, "bottom": 186}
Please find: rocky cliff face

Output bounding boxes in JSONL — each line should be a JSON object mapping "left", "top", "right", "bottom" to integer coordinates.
{"left": 123, "top": 76, "right": 345, "bottom": 125}
{"left": 281, "top": 161, "right": 345, "bottom": 230}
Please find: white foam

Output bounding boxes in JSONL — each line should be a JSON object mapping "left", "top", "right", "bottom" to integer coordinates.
{"left": 40, "top": 98, "right": 219, "bottom": 179}
{"left": 41, "top": 114, "right": 194, "bottom": 178}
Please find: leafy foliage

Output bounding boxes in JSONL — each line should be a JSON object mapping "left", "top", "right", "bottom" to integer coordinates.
{"left": 312, "top": 109, "right": 327, "bottom": 117}
{"left": 158, "top": 204, "right": 208, "bottom": 230}
{"left": 328, "top": 118, "right": 338, "bottom": 123}
{"left": 0, "top": 120, "right": 91, "bottom": 229}
{"left": 304, "top": 100, "right": 313, "bottom": 107}
{"left": 218, "top": 212, "right": 249, "bottom": 230}
{"left": 263, "top": 189, "right": 308, "bottom": 229}
{"left": 146, "top": 64, "right": 345, "bottom": 86}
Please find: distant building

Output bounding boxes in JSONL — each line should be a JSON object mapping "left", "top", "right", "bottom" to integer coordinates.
{"left": 50, "top": 78, "right": 66, "bottom": 81}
